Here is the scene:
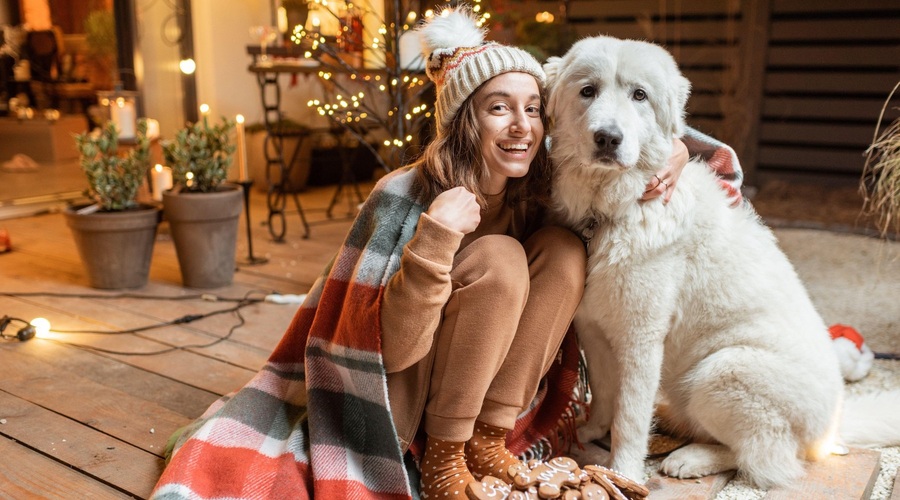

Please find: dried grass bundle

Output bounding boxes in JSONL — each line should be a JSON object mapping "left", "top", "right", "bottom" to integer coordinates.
{"left": 861, "top": 81, "right": 900, "bottom": 238}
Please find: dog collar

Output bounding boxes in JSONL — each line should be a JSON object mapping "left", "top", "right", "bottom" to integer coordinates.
{"left": 579, "top": 219, "right": 596, "bottom": 243}
{"left": 577, "top": 213, "right": 605, "bottom": 244}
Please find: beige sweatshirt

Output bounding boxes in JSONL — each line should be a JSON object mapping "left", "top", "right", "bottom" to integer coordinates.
{"left": 380, "top": 191, "right": 527, "bottom": 372}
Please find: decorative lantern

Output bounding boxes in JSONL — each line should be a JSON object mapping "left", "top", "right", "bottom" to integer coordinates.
{"left": 97, "top": 84, "right": 140, "bottom": 142}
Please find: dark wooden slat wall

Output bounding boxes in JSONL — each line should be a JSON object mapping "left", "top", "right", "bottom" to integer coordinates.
{"left": 758, "top": 0, "right": 899, "bottom": 179}
{"left": 554, "top": 0, "right": 900, "bottom": 183}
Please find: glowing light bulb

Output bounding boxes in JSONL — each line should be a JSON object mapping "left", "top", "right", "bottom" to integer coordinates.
{"left": 179, "top": 58, "right": 196, "bottom": 74}
{"left": 30, "top": 318, "right": 51, "bottom": 338}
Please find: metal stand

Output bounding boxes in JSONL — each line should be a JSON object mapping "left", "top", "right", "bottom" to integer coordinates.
{"left": 256, "top": 70, "right": 310, "bottom": 240}
{"left": 238, "top": 180, "right": 268, "bottom": 266}
{"left": 325, "top": 128, "right": 366, "bottom": 218}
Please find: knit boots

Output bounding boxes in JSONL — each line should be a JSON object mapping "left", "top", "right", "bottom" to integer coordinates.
{"left": 420, "top": 436, "right": 477, "bottom": 499}
{"left": 465, "top": 420, "right": 524, "bottom": 482}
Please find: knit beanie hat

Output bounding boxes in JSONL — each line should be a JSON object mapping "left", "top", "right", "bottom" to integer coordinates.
{"left": 418, "top": 6, "right": 545, "bottom": 136}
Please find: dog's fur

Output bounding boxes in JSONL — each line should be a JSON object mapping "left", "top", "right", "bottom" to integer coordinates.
{"left": 545, "top": 36, "right": 900, "bottom": 488}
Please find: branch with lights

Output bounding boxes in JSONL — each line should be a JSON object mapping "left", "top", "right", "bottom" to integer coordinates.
{"left": 287, "top": 0, "right": 490, "bottom": 170}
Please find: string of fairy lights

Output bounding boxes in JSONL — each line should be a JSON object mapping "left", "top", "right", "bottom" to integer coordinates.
{"left": 287, "top": 0, "right": 491, "bottom": 168}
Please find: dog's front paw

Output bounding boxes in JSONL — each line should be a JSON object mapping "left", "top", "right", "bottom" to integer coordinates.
{"left": 659, "top": 444, "right": 736, "bottom": 479}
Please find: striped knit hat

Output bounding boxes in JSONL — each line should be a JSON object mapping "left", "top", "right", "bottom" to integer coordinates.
{"left": 418, "top": 6, "right": 545, "bottom": 135}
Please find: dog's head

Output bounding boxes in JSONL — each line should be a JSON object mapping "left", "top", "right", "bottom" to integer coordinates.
{"left": 544, "top": 36, "right": 690, "bottom": 172}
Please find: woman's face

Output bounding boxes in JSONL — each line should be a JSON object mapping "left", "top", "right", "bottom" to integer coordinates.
{"left": 473, "top": 71, "right": 544, "bottom": 195}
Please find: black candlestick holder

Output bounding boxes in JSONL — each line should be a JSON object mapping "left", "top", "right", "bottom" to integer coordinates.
{"left": 238, "top": 180, "right": 268, "bottom": 266}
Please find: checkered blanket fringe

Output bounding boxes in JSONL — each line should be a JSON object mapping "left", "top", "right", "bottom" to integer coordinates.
{"left": 150, "top": 128, "right": 741, "bottom": 499}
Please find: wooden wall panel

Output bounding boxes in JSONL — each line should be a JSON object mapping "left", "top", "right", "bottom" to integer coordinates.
{"left": 568, "top": 0, "right": 740, "bottom": 18}
{"left": 572, "top": 20, "right": 739, "bottom": 42}
{"left": 558, "top": 0, "right": 900, "bottom": 183}
{"left": 763, "top": 97, "right": 900, "bottom": 123}
{"left": 765, "top": 72, "right": 899, "bottom": 95}
{"left": 756, "top": 0, "right": 900, "bottom": 179}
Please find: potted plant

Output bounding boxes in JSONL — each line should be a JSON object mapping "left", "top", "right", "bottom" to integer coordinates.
{"left": 162, "top": 115, "right": 242, "bottom": 288}
{"left": 65, "top": 119, "right": 160, "bottom": 289}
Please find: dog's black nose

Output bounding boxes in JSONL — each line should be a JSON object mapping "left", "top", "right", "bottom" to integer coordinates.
{"left": 594, "top": 127, "right": 623, "bottom": 154}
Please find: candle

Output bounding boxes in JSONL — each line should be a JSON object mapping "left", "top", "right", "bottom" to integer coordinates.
{"left": 199, "top": 103, "right": 210, "bottom": 128}
{"left": 277, "top": 6, "right": 288, "bottom": 34}
{"left": 306, "top": 12, "right": 321, "bottom": 33}
{"left": 151, "top": 164, "right": 173, "bottom": 201}
{"left": 235, "top": 114, "right": 248, "bottom": 182}
{"left": 112, "top": 97, "right": 136, "bottom": 140}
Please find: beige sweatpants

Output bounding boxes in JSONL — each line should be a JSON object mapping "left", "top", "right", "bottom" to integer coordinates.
{"left": 424, "top": 225, "right": 586, "bottom": 442}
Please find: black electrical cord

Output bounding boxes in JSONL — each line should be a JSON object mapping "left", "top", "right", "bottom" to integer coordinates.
{"left": 0, "top": 290, "right": 271, "bottom": 355}
{"left": 0, "top": 291, "right": 263, "bottom": 302}
{"left": 39, "top": 304, "right": 249, "bottom": 356}
{"left": 47, "top": 299, "right": 261, "bottom": 335}
{"left": 0, "top": 315, "right": 36, "bottom": 341}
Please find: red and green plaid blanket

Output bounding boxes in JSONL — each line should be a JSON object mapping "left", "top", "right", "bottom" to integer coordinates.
{"left": 150, "top": 128, "right": 741, "bottom": 499}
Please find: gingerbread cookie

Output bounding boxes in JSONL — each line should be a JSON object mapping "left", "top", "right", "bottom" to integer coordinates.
{"left": 467, "top": 475, "right": 512, "bottom": 499}
{"left": 466, "top": 458, "right": 645, "bottom": 500}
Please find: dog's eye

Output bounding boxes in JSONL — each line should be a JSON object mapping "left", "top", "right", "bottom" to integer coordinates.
{"left": 580, "top": 86, "right": 596, "bottom": 98}
{"left": 632, "top": 89, "right": 648, "bottom": 101}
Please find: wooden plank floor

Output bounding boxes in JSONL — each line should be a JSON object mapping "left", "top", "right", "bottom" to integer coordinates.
{"left": 0, "top": 183, "right": 360, "bottom": 498}
{"left": 0, "top": 179, "right": 894, "bottom": 498}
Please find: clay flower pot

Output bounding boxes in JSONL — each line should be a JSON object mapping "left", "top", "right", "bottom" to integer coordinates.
{"left": 65, "top": 205, "right": 160, "bottom": 289}
{"left": 162, "top": 184, "right": 242, "bottom": 288}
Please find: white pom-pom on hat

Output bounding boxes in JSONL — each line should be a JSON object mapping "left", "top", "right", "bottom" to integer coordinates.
{"left": 418, "top": 7, "right": 486, "bottom": 57}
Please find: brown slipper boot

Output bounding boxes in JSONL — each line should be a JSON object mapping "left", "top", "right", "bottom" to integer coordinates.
{"left": 465, "top": 420, "right": 525, "bottom": 483}
{"left": 420, "top": 435, "right": 478, "bottom": 499}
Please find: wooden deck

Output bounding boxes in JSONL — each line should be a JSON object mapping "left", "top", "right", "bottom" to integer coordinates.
{"left": 0, "top": 183, "right": 360, "bottom": 498}
{"left": 0, "top": 180, "right": 896, "bottom": 498}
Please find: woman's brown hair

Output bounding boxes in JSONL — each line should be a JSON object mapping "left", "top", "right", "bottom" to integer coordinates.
{"left": 412, "top": 75, "right": 551, "bottom": 210}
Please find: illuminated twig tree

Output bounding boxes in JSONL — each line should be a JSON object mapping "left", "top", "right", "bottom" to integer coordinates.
{"left": 291, "top": 0, "right": 490, "bottom": 171}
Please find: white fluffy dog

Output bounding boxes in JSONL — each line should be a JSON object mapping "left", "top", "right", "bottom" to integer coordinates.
{"left": 545, "top": 36, "right": 900, "bottom": 488}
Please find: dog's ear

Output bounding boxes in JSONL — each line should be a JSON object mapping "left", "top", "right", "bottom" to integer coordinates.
{"left": 543, "top": 56, "right": 563, "bottom": 119}
{"left": 544, "top": 56, "right": 562, "bottom": 86}
{"left": 662, "top": 72, "right": 691, "bottom": 138}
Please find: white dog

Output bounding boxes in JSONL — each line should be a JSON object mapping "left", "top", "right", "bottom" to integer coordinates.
{"left": 545, "top": 35, "right": 900, "bottom": 488}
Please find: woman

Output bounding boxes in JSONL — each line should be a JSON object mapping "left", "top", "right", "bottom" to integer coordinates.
{"left": 151, "top": 8, "right": 713, "bottom": 500}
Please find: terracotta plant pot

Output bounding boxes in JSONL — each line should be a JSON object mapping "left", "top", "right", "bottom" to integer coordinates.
{"left": 64, "top": 205, "right": 160, "bottom": 289}
{"left": 163, "top": 184, "right": 243, "bottom": 288}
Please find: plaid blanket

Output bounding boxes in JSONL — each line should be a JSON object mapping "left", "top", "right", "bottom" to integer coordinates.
{"left": 682, "top": 127, "right": 744, "bottom": 206}
{"left": 151, "top": 128, "right": 741, "bottom": 499}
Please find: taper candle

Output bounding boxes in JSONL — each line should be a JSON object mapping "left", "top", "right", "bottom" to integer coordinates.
{"left": 235, "top": 114, "right": 248, "bottom": 182}
{"left": 151, "top": 164, "right": 173, "bottom": 201}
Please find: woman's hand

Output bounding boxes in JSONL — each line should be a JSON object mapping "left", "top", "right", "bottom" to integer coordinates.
{"left": 642, "top": 137, "right": 688, "bottom": 203}
{"left": 428, "top": 186, "right": 481, "bottom": 234}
